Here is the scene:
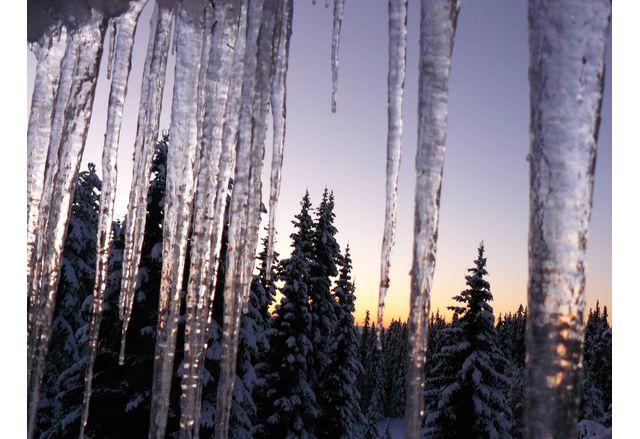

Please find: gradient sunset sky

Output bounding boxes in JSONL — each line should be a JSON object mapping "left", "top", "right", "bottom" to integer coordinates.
{"left": 27, "top": 0, "right": 612, "bottom": 326}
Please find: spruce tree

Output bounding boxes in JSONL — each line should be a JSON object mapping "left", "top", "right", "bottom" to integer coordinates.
{"left": 425, "top": 243, "right": 512, "bottom": 439}
{"left": 358, "top": 310, "right": 375, "bottom": 411}
{"left": 37, "top": 163, "right": 101, "bottom": 435}
{"left": 308, "top": 189, "right": 341, "bottom": 432}
{"left": 363, "top": 335, "right": 385, "bottom": 439}
{"left": 261, "top": 192, "right": 318, "bottom": 437}
{"left": 44, "top": 136, "right": 169, "bottom": 438}
{"left": 316, "top": 246, "right": 364, "bottom": 438}
{"left": 383, "top": 319, "right": 407, "bottom": 417}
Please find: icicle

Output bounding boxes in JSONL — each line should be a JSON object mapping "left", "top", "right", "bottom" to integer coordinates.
{"left": 27, "top": 10, "right": 107, "bottom": 439}
{"left": 26, "top": 25, "right": 68, "bottom": 336}
{"left": 178, "top": 0, "right": 243, "bottom": 436}
{"left": 79, "top": 2, "right": 147, "bottom": 437}
{"left": 376, "top": 0, "right": 408, "bottom": 348}
{"left": 214, "top": 0, "right": 266, "bottom": 437}
{"left": 330, "top": 0, "right": 345, "bottom": 113}
{"left": 106, "top": 18, "right": 117, "bottom": 80}
{"left": 148, "top": 0, "right": 205, "bottom": 437}
{"left": 524, "top": 1, "right": 610, "bottom": 438}
{"left": 119, "top": 0, "right": 175, "bottom": 364}
{"left": 405, "top": 1, "right": 459, "bottom": 438}
{"left": 265, "top": 0, "right": 293, "bottom": 281}
{"left": 242, "top": 0, "right": 278, "bottom": 312}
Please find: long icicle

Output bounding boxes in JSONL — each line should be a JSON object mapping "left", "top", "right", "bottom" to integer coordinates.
{"left": 330, "top": 0, "right": 345, "bottom": 113}
{"left": 405, "top": 1, "right": 459, "bottom": 437}
{"left": 265, "top": 0, "right": 293, "bottom": 281}
{"left": 119, "top": 0, "right": 175, "bottom": 364}
{"left": 243, "top": 0, "right": 277, "bottom": 313}
{"left": 26, "top": 25, "right": 68, "bottom": 336}
{"left": 148, "top": 1, "right": 206, "bottom": 437}
{"left": 179, "top": 1, "right": 245, "bottom": 436}
{"left": 191, "top": 7, "right": 250, "bottom": 435}
{"left": 214, "top": 0, "right": 266, "bottom": 437}
{"left": 524, "top": 1, "right": 611, "bottom": 438}
{"left": 27, "top": 10, "right": 107, "bottom": 439}
{"left": 79, "top": 2, "right": 147, "bottom": 437}
{"left": 376, "top": 0, "right": 408, "bottom": 347}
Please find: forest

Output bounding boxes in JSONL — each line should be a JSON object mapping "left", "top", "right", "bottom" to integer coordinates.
{"left": 34, "top": 136, "right": 612, "bottom": 438}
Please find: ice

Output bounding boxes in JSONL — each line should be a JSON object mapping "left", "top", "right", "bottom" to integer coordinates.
{"left": 27, "top": 25, "right": 68, "bottom": 331}
{"left": 405, "top": 1, "right": 460, "bottom": 437}
{"left": 265, "top": 0, "right": 293, "bottom": 281}
{"left": 178, "top": 1, "right": 245, "bottom": 436}
{"left": 330, "top": 0, "right": 345, "bottom": 113}
{"left": 376, "top": 0, "right": 408, "bottom": 348}
{"left": 27, "top": 10, "right": 107, "bottom": 439}
{"left": 524, "top": 1, "right": 611, "bottom": 438}
{"left": 79, "top": 2, "right": 147, "bottom": 437}
{"left": 119, "top": 0, "right": 175, "bottom": 364}
{"left": 214, "top": 0, "right": 267, "bottom": 437}
{"left": 148, "top": 0, "right": 206, "bottom": 437}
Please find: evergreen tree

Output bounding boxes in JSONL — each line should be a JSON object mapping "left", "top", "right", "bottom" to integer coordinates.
{"left": 363, "top": 335, "right": 385, "bottom": 439}
{"left": 37, "top": 163, "right": 101, "bottom": 435}
{"left": 383, "top": 319, "right": 407, "bottom": 417}
{"left": 425, "top": 243, "right": 512, "bottom": 439}
{"left": 579, "top": 302, "right": 612, "bottom": 426}
{"left": 44, "top": 136, "right": 169, "bottom": 438}
{"left": 308, "top": 189, "right": 341, "bottom": 433}
{"left": 261, "top": 192, "right": 318, "bottom": 437}
{"left": 358, "top": 310, "right": 375, "bottom": 411}
{"left": 316, "top": 247, "right": 364, "bottom": 438}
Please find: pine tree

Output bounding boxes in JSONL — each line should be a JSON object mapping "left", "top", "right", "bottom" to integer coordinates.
{"left": 579, "top": 302, "right": 612, "bottom": 426}
{"left": 358, "top": 310, "right": 375, "bottom": 411}
{"left": 37, "top": 163, "right": 101, "bottom": 435}
{"left": 383, "top": 319, "right": 407, "bottom": 417}
{"left": 425, "top": 243, "right": 512, "bottom": 439}
{"left": 44, "top": 136, "right": 169, "bottom": 438}
{"left": 308, "top": 189, "right": 341, "bottom": 433}
{"left": 363, "top": 336, "right": 385, "bottom": 439}
{"left": 261, "top": 192, "right": 319, "bottom": 437}
{"left": 316, "top": 246, "right": 364, "bottom": 438}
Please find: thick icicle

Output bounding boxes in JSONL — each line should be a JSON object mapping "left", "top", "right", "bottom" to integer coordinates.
{"left": 214, "top": 0, "right": 266, "bottom": 437}
{"left": 242, "top": 0, "right": 278, "bottom": 312}
{"left": 405, "top": 1, "right": 459, "bottom": 438}
{"left": 524, "top": 1, "right": 610, "bottom": 438}
{"left": 330, "top": 0, "right": 345, "bottom": 113}
{"left": 376, "top": 0, "right": 408, "bottom": 346}
{"left": 119, "top": 0, "right": 174, "bottom": 364}
{"left": 148, "top": 1, "right": 205, "bottom": 437}
{"left": 178, "top": 1, "right": 244, "bottom": 436}
{"left": 265, "top": 0, "right": 293, "bottom": 281}
{"left": 27, "top": 10, "right": 107, "bottom": 439}
{"left": 79, "top": 2, "right": 147, "bottom": 437}
{"left": 26, "top": 25, "right": 68, "bottom": 332}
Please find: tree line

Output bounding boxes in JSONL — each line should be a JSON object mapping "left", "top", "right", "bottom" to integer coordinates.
{"left": 34, "top": 135, "right": 611, "bottom": 438}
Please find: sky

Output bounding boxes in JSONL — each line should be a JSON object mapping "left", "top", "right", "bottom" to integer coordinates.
{"left": 27, "top": 0, "right": 612, "bottom": 326}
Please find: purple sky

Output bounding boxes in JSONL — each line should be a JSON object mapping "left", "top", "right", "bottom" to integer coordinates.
{"left": 28, "top": 0, "right": 611, "bottom": 325}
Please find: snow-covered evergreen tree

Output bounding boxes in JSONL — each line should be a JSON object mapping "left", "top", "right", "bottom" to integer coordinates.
{"left": 425, "top": 243, "right": 512, "bottom": 439}
{"left": 579, "top": 302, "right": 612, "bottom": 426}
{"left": 44, "top": 136, "right": 168, "bottom": 438}
{"left": 261, "top": 192, "right": 319, "bottom": 437}
{"left": 363, "top": 330, "right": 386, "bottom": 439}
{"left": 358, "top": 310, "right": 375, "bottom": 411}
{"left": 37, "top": 163, "right": 101, "bottom": 435}
{"left": 316, "top": 246, "right": 364, "bottom": 438}
{"left": 309, "top": 189, "right": 340, "bottom": 434}
{"left": 383, "top": 319, "right": 407, "bottom": 417}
